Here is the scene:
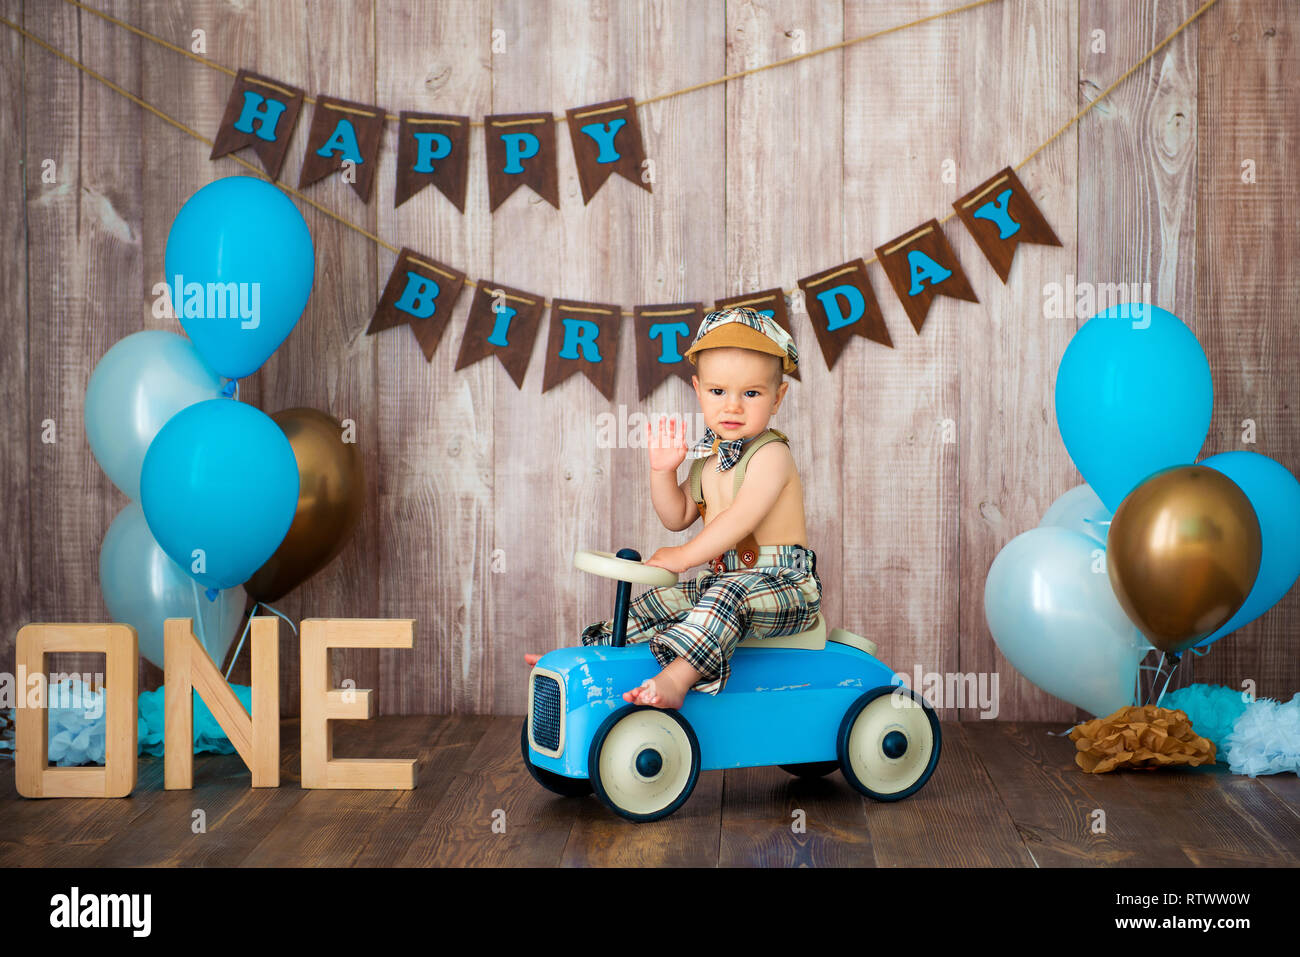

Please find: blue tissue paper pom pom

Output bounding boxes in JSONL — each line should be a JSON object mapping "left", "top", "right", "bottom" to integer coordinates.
{"left": 138, "top": 684, "right": 254, "bottom": 756}
{"left": 1159, "top": 683, "right": 1248, "bottom": 748}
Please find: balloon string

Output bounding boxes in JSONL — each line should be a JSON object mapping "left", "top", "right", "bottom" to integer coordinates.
{"left": 1134, "top": 640, "right": 1158, "bottom": 703}
{"left": 1153, "top": 653, "right": 1167, "bottom": 705}
{"left": 1046, "top": 725, "right": 1078, "bottom": 737}
{"left": 223, "top": 599, "right": 297, "bottom": 680}
{"left": 261, "top": 601, "right": 298, "bottom": 636}
{"left": 224, "top": 602, "right": 259, "bottom": 680}
{"left": 191, "top": 580, "right": 211, "bottom": 650}
{"left": 1154, "top": 655, "right": 1185, "bottom": 707}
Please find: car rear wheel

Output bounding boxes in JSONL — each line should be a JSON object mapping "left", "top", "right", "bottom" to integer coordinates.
{"left": 589, "top": 705, "right": 700, "bottom": 822}
{"left": 521, "top": 720, "right": 593, "bottom": 797}
{"left": 837, "top": 686, "right": 940, "bottom": 801}
{"left": 778, "top": 761, "right": 840, "bottom": 778}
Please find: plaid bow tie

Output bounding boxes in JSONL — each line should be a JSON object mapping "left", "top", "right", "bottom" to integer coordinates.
{"left": 691, "top": 428, "right": 748, "bottom": 471}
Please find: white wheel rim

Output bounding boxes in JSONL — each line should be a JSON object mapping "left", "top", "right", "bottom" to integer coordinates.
{"left": 574, "top": 550, "right": 679, "bottom": 587}
{"left": 597, "top": 711, "right": 695, "bottom": 816}
{"left": 846, "top": 692, "right": 935, "bottom": 795}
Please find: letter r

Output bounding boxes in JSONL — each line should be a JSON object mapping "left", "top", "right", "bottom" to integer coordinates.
{"left": 558, "top": 318, "right": 602, "bottom": 362}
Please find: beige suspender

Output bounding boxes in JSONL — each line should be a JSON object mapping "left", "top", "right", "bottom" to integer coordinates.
{"left": 688, "top": 456, "right": 704, "bottom": 507}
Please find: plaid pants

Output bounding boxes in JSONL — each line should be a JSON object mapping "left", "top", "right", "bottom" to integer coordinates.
{"left": 580, "top": 546, "right": 822, "bottom": 695}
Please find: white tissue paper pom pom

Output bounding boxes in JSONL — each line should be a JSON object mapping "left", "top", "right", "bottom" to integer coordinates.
{"left": 1223, "top": 694, "right": 1300, "bottom": 777}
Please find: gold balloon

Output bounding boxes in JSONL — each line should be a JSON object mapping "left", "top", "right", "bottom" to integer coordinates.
{"left": 244, "top": 408, "right": 365, "bottom": 602}
{"left": 1107, "top": 465, "right": 1261, "bottom": 655}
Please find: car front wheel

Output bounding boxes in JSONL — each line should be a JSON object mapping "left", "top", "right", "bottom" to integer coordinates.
{"left": 588, "top": 705, "right": 700, "bottom": 822}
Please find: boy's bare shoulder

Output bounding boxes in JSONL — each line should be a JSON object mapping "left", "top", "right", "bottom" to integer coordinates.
{"left": 747, "top": 440, "right": 798, "bottom": 476}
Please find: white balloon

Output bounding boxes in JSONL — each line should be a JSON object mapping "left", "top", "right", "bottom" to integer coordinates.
{"left": 85, "top": 330, "right": 223, "bottom": 501}
{"left": 1039, "top": 483, "right": 1111, "bottom": 546}
{"left": 985, "top": 526, "right": 1148, "bottom": 717}
{"left": 99, "top": 501, "right": 245, "bottom": 669}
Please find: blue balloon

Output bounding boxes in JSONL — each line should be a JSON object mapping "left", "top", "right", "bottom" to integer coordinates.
{"left": 140, "top": 399, "right": 300, "bottom": 591}
{"left": 164, "top": 176, "right": 314, "bottom": 380}
{"left": 1196, "top": 451, "right": 1300, "bottom": 647}
{"left": 1054, "top": 303, "right": 1212, "bottom": 512}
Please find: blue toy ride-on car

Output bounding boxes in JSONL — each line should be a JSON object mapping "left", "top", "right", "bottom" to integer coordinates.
{"left": 522, "top": 547, "right": 941, "bottom": 822}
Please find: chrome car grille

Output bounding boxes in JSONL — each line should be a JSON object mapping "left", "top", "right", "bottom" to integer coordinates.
{"left": 531, "top": 674, "right": 562, "bottom": 752}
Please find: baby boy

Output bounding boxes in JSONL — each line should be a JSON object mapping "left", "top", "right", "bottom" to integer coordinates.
{"left": 524, "top": 306, "right": 822, "bottom": 710}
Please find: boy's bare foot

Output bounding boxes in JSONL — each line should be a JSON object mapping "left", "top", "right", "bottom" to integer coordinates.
{"left": 622, "top": 658, "right": 701, "bottom": 709}
{"left": 524, "top": 652, "right": 543, "bottom": 666}
{"left": 623, "top": 675, "right": 686, "bottom": 709}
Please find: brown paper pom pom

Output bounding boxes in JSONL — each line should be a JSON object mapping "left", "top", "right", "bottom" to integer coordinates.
{"left": 1068, "top": 704, "right": 1216, "bottom": 773}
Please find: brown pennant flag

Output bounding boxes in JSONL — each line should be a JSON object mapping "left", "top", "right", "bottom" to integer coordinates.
{"left": 713, "top": 290, "right": 802, "bottom": 382}
{"left": 298, "top": 96, "right": 387, "bottom": 202}
{"left": 874, "top": 219, "right": 979, "bottom": 334}
{"left": 541, "top": 300, "right": 622, "bottom": 400}
{"left": 565, "top": 97, "right": 652, "bottom": 205}
{"left": 395, "top": 112, "right": 470, "bottom": 211}
{"left": 796, "top": 263, "right": 891, "bottom": 370}
{"left": 453, "top": 281, "right": 546, "bottom": 389}
{"left": 633, "top": 303, "right": 704, "bottom": 399}
{"left": 366, "top": 249, "right": 468, "bottom": 361}
{"left": 210, "top": 69, "right": 305, "bottom": 181}
{"left": 484, "top": 112, "right": 560, "bottom": 212}
{"left": 953, "top": 166, "right": 1062, "bottom": 283}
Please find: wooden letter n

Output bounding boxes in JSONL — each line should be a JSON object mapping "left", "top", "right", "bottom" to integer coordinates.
{"left": 164, "top": 616, "right": 281, "bottom": 789}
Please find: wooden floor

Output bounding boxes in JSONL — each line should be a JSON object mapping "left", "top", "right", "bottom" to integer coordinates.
{"left": 1, "top": 716, "right": 1297, "bottom": 867}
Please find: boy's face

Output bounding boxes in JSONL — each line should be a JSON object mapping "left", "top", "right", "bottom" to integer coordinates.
{"left": 691, "top": 347, "right": 789, "bottom": 441}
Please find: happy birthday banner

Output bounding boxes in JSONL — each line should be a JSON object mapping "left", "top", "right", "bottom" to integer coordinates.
{"left": 205, "top": 61, "right": 1063, "bottom": 394}
{"left": 207, "top": 58, "right": 1061, "bottom": 393}
{"left": 203, "top": 51, "right": 1067, "bottom": 397}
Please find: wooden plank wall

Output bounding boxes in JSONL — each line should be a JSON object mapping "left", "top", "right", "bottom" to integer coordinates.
{"left": 1, "top": 0, "right": 1295, "bottom": 720}
{"left": 18, "top": 0, "right": 144, "bottom": 690}
{"left": 1077, "top": 0, "right": 1199, "bottom": 710}
{"left": 963, "top": 0, "right": 1080, "bottom": 723}
{"left": 0, "top": 0, "right": 29, "bottom": 694}
{"left": 1191, "top": 0, "right": 1298, "bottom": 702}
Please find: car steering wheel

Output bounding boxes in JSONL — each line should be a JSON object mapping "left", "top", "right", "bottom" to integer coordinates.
{"left": 574, "top": 549, "right": 679, "bottom": 587}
